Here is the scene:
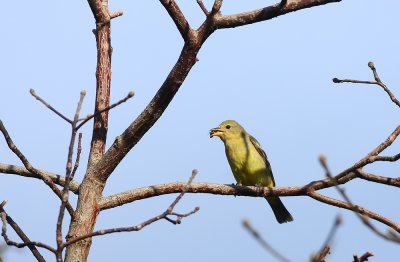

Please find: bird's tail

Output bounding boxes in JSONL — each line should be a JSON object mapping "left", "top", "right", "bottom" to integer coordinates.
{"left": 265, "top": 197, "right": 293, "bottom": 224}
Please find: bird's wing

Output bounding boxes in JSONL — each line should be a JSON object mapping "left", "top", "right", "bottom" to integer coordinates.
{"left": 249, "top": 135, "right": 276, "bottom": 185}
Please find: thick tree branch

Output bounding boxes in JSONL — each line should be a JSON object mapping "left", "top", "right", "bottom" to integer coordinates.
{"left": 87, "top": 0, "right": 113, "bottom": 166}
{"left": 210, "top": 0, "right": 223, "bottom": 16}
{"left": 0, "top": 164, "right": 80, "bottom": 194}
{"left": 99, "top": 183, "right": 302, "bottom": 210}
{"left": 94, "top": 0, "right": 343, "bottom": 185}
{"left": 213, "top": 0, "right": 341, "bottom": 29}
{"left": 87, "top": 0, "right": 110, "bottom": 23}
{"left": 99, "top": 180, "right": 400, "bottom": 234}
{"left": 95, "top": 41, "right": 200, "bottom": 182}
{"left": 65, "top": 1, "right": 122, "bottom": 260}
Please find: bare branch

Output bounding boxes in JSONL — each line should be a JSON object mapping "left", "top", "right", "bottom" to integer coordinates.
{"left": 0, "top": 121, "right": 75, "bottom": 216}
{"left": 56, "top": 91, "right": 86, "bottom": 259}
{"left": 214, "top": 0, "right": 341, "bottom": 29}
{"left": 353, "top": 251, "right": 374, "bottom": 262}
{"left": 99, "top": 115, "right": 400, "bottom": 234}
{"left": 159, "top": 0, "right": 191, "bottom": 40}
{"left": 334, "top": 124, "right": 400, "bottom": 181}
{"left": 93, "top": 0, "right": 343, "bottom": 186}
{"left": 76, "top": 91, "right": 134, "bottom": 130}
{"left": 369, "top": 153, "right": 400, "bottom": 163}
{"left": 321, "top": 215, "right": 342, "bottom": 249}
{"left": 210, "top": 0, "right": 223, "bottom": 16}
{"left": 95, "top": 43, "right": 199, "bottom": 182}
{"left": 313, "top": 215, "right": 342, "bottom": 262}
{"left": 368, "top": 61, "right": 381, "bottom": 82}
{"left": 279, "top": 0, "right": 288, "bottom": 8}
{"left": 1, "top": 202, "right": 50, "bottom": 260}
{"left": 86, "top": 0, "right": 113, "bottom": 166}
{"left": 30, "top": 89, "right": 72, "bottom": 124}
{"left": 63, "top": 170, "right": 199, "bottom": 248}
{"left": 312, "top": 246, "right": 330, "bottom": 262}
{"left": 242, "top": 219, "right": 290, "bottom": 262}
{"left": 197, "top": 0, "right": 209, "bottom": 16}
{"left": 308, "top": 191, "right": 400, "bottom": 236}
{"left": 87, "top": 0, "right": 110, "bottom": 23}
{"left": 0, "top": 164, "right": 80, "bottom": 194}
{"left": 356, "top": 169, "right": 400, "bottom": 188}
{"left": 65, "top": 1, "right": 117, "bottom": 260}
{"left": 319, "top": 156, "right": 400, "bottom": 242}
{"left": 98, "top": 177, "right": 400, "bottom": 236}
{"left": 333, "top": 61, "right": 400, "bottom": 108}
{"left": 71, "top": 133, "right": 83, "bottom": 179}
{"left": 110, "top": 11, "right": 123, "bottom": 20}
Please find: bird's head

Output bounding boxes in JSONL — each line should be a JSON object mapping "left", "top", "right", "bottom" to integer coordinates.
{"left": 209, "top": 120, "right": 245, "bottom": 142}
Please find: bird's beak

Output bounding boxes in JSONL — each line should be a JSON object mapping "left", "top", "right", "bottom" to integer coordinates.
{"left": 209, "top": 128, "right": 224, "bottom": 138}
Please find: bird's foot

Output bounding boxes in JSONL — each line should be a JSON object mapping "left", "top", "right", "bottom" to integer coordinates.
{"left": 255, "top": 183, "right": 264, "bottom": 197}
{"left": 232, "top": 182, "right": 242, "bottom": 197}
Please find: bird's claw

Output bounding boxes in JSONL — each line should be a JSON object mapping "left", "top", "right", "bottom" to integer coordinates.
{"left": 255, "top": 183, "right": 264, "bottom": 196}
{"left": 232, "top": 182, "right": 242, "bottom": 197}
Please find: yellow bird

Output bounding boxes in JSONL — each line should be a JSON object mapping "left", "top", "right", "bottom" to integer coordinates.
{"left": 210, "top": 120, "right": 293, "bottom": 224}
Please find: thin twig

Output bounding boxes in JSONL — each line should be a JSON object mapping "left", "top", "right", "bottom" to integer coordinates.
{"left": 56, "top": 91, "right": 86, "bottom": 260}
{"left": 318, "top": 156, "right": 400, "bottom": 242}
{"left": 159, "top": 0, "right": 191, "bottom": 40}
{"left": 353, "top": 251, "right": 374, "bottom": 262}
{"left": 110, "top": 11, "right": 123, "bottom": 19}
{"left": 369, "top": 153, "right": 400, "bottom": 162}
{"left": 313, "top": 246, "right": 330, "bottom": 262}
{"left": 71, "top": 133, "right": 83, "bottom": 179}
{"left": 242, "top": 219, "right": 290, "bottom": 262}
{"left": 333, "top": 61, "right": 400, "bottom": 108}
{"left": 368, "top": 61, "right": 381, "bottom": 82}
{"left": 63, "top": 170, "right": 200, "bottom": 248}
{"left": 320, "top": 215, "right": 342, "bottom": 250}
{"left": 313, "top": 215, "right": 342, "bottom": 262}
{"left": 30, "top": 89, "right": 72, "bottom": 124}
{"left": 0, "top": 121, "right": 74, "bottom": 216}
{"left": 308, "top": 191, "right": 400, "bottom": 236}
{"left": 76, "top": 91, "right": 134, "bottom": 130}
{"left": 1, "top": 202, "right": 50, "bottom": 260}
{"left": 334, "top": 124, "right": 400, "bottom": 181}
{"left": 356, "top": 169, "right": 400, "bottom": 188}
{"left": 197, "top": 0, "right": 209, "bottom": 15}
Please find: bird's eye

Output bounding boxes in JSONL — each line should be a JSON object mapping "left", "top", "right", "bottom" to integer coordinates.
{"left": 226, "top": 125, "right": 231, "bottom": 129}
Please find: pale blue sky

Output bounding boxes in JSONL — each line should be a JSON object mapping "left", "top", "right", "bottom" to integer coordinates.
{"left": 1, "top": 0, "right": 400, "bottom": 261}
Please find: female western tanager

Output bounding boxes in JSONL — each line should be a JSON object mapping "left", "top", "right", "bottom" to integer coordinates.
{"left": 210, "top": 120, "right": 293, "bottom": 224}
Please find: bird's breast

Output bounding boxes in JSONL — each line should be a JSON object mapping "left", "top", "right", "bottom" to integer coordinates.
{"left": 224, "top": 138, "right": 269, "bottom": 186}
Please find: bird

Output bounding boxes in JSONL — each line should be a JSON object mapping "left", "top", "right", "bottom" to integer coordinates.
{"left": 210, "top": 120, "right": 293, "bottom": 224}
